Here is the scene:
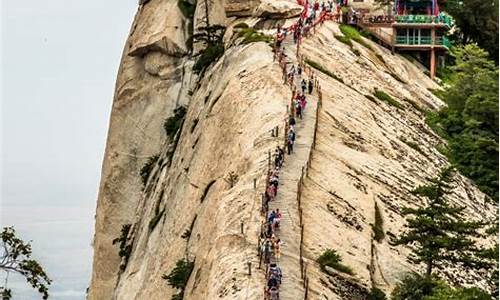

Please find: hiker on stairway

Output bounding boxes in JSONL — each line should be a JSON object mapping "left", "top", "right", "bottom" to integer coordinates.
{"left": 268, "top": 287, "right": 279, "bottom": 300}
{"left": 287, "top": 129, "right": 295, "bottom": 155}
{"left": 274, "top": 238, "right": 282, "bottom": 261}
{"left": 269, "top": 263, "right": 283, "bottom": 283}
{"left": 295, "top": 99, "right": 303, "bottom": 119}
{"left": 264, "top": 239, "right": 272, "bottom": 263}
{"left": 289, "top": 115, "right": 296, "bottom": 132}
{"left": 300, "top": 93, "right": 307, "bottom": 111}
{"left": 301, "top": 79, "right": 307, "bottom": 93}
{"left": 308, "top": 77, "right": 314, "bottom": 94}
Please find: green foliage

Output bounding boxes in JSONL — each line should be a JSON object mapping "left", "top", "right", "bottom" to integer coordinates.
{"left": 374, "top": 89, "right": 403, "bottom": 109}
{"left": 372, "top": 203, "right": 385, "bottom": 242}
{"left": 339, "top": 25, "right": 373, "bottom": 50}
{"left": 177, "top": 0, "right": 195, "bottom": 19}
{"left": 445, "top": 0, "right": 498, "bottom": 60}
{"left": 304, "top": 59, "right": 344, "bottom": 83}
{"left": 392, "top": 273, "right": 492, "bottom": 300}
{"left": 425, "top": 45, "right": 498, "bottom": 201}
{"left": 112, "top": 224, "right": 133, "bottom": 271}
{"left": 316, "top": 249, "right": 354, "bottom": 275}
{"left": 391, "top": 274, "right": 443, "bottom": 300}
{"left": 395, "top": 167, "right": 493, "bottom": 276}
{"left": 423, "top": 286, "right": 492, "bottom": 300}
{"left": 335, "top": 35, "right": 353, "bottom": 47}
{"left": 162, "top": 259, "right": 195, "bottom": 300}
{"left": 164, "top": 106, "right": 187, "bottom": 139}
{"left": 193, "top": 25, "right": 226, "bottom": 74}
{"left": 0, "top": 227, "right": 51, "bottom": 300}
{"left": 236, "top": 27, "right": 273, "bottom": 44}
{"left": 140, "top": 154, "right": 160, "bottom": 186}
{"left": 368, "top": 287, "right": 387, "bottom": 300}
{"left": 193, "top": 43, "right": 224, "bottom": 73}
{"left": 233, "top": 22, "right": 249, "bottom": 29}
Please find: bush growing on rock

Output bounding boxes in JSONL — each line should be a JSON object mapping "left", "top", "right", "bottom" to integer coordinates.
{"left": 316, "top": 249, "right": 354, "bottom": 275}
{"left": 368, "top": 287, "right": 387, "bottom": 300}
{"left": 140, "top": 154, "right": 160, "bottom": 186}
{"left": 164, "top": 106, "right": 187, "bottom": 139}
{"left": 163, "top": 259, "right": 194, "bottom": 300}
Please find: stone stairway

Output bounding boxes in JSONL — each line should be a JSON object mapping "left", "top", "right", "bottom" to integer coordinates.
{"left": 267, "top": 38, "right": 318, "bottom": 299}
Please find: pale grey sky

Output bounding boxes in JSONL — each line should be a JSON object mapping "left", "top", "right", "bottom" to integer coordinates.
{"left": 1, "top": 1, "right": 137, "bottom": 299}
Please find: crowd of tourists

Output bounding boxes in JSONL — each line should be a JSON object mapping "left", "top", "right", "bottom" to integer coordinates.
{"left": 259, "top": 1, "right": 328, "bottom": 299}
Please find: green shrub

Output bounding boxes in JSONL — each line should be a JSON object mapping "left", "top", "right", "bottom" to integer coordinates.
{"left": 424, "top": 286, "right": 492, "bottom": 300}
{"left": 360, "top": 29, "right": 372, "bottom": 38}
{"left": 339, "top": 24, "right": 373, "bottom": 50}
{"left": 164, "top": 106, "right": 187, "bottom": 138}
{"left": 234, "top": 22, "right": 249, "bottom": 29}
{"left": 368, "top": 287, "right": 387, "bottom": 300}
{"left": 163, "top": 259, "right": 195, "bottom": 300}
{"left": 316, "top": 249, "right": 354, "bottom": 275}
{"left": 237, "top": 27, "right": 273, "bottom": 44}
{"left": 305, "top": 59, "right": 344, "bottom": 83}
{"left": 393, "top": 273, "right": 492, "bottom": 300}
{"left": 140, "top": 155, "right": 160, "bottom": 186}
{"left": 374, "top": 89, "right": 403, "bottom": 109}
{"left": 192, "top": 25, "right": 226, "bottom": 73}
{"left": 112, "top": 224, "right": 133, "bottom": 271}
{"left": 335, "top": 35, "right": 353, "bottom": 47}
{"left": 391, "top": 273, "right": 441, "bottom": 300}
{"left": 177, "top": 0, "right": 195, "bottom": 19}
{"left": 372, "top": 203, "right": 384, "bottom": 242}
{"left": 193, "top": 43, "right": 224, "bottom": 73}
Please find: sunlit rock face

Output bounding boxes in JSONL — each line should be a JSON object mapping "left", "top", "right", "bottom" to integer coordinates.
{"left": 88, "top": 1, "right": 496, "bottom": 299}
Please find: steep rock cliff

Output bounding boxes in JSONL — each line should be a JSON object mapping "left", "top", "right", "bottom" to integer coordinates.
{"left": 88, "top": 1, "right": 496, "bottom": 299}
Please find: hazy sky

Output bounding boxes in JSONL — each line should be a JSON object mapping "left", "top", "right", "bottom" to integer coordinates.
{"left": 1, "top": 1, "right": 137, "bottom": 299}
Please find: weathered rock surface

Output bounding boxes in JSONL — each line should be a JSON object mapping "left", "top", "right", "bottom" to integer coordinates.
{"left": 225, "top": 0, "right": 302, "bottom": 18}
{"left": 88, "top": 1, "right": 497, "bottom": 299}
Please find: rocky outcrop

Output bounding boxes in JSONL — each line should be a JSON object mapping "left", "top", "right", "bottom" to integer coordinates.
{"left": 225, "top": 0, "right": 302, "bottom": 18}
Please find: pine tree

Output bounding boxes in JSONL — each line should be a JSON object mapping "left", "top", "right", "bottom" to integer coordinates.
{"left": 395, "top": 167, "right": 492, "bottom": 276}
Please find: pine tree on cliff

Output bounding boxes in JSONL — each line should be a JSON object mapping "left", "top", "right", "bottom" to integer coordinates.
{"left": 394, "top": 167, "right": 493, "bottom": 277}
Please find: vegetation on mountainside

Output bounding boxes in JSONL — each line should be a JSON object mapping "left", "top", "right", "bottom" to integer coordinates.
{"left": 193, "top": 25, "right": 226, "bottom": 74}
{"left": 368, "top": 287, "right": 387, "bottom": 300}
{"left": 304, "top": 59, "right": 344, "bottom": 83}
{"left": 163, "top": 259, "right": 195, "bottom": 300}
{"left": 373, "top": 89, "right": 403, "bottom": 109}
{"left": 317, "top": 249, "right": 354, "bottom": 275}
{"left": 112, "top": 224, "right": 133, "bottom": 271}
{"left": 164, "top": 106, "right": 187, "bottom": 139}
{"left": 394, "top": 167, "right": 494, "bottom": 276}
{"left": 140, "top": 154, "right": 160, "bottom": 187}
{"left": 338, "top": 25, "right": 373, "bottom": 50}
{"left": 426, "top": 45, "right": 498, "bottom": 202}
{"left": 0, "top": 227, "right": 51, "bottom": 300}
{"left": 445, "top": 0, "right": 499, "bottom": 60}
{"left": 391, "top": 273, "right": 492, "bottom": 300}
{"left": 236, "top": 27, "right": 273, "bottom": 44}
